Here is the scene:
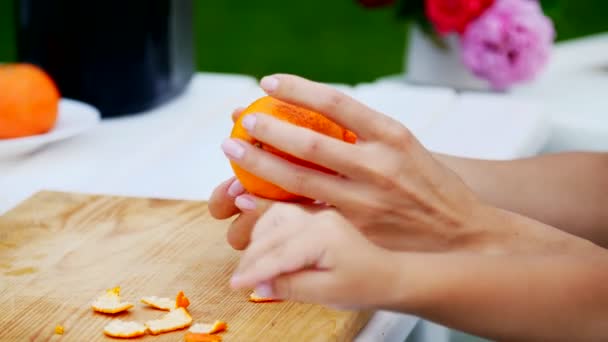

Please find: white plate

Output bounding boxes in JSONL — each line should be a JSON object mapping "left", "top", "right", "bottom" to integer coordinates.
{"left": 0, "top": 99, "right": 100, "bottom": 160}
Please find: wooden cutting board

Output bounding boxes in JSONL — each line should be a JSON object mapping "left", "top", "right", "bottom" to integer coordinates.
{"left": 0, "top": 191, "right": 372, "bottom": 341}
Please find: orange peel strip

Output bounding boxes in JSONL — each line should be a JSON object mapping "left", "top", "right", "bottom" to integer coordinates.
{"left": 92, "top": 286, "right": 134, "bottom": 314}
{"left": 141, "top": 296, "right": 174, "bottom": 311}
{"left": 249, "top": 290, "right": 280, "bottom": 303}
{"left": 145, "top": 307, "right": 193, "bottom": 335}
{"left": 54, "top": 325, "right": 64, "bottom": 335}
{"left": 103, "top": 320, "right": 146, "bottom": 339}
{"left": 184, "top": 332, "right": 223, "bottom": 342}
{"left": 189, "top": 321, "right": 228, "bottom": 334}
{"left": 176, "top": 291, "right": 190, "bottom": 309}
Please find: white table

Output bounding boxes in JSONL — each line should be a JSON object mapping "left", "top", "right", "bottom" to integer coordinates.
{"left": 382, "top": 32, "right": 608, "bottom": 154}
{"left": 0, "top": 72, "right": 551, "bottom": 341}
{"left": 510, "top": 33, "right": 608, "bottom": 153}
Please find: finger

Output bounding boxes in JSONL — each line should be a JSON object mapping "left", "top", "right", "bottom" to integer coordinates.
{"left": 259, "top": 74, "right": 396, "bottom": 140}
{"left": 232, "top": 107, "right": 245, "bottom": 123}
{"left": 234, "top": 194, "right": 274, "bottom": 217}
{"left": 231, "top": 230, "right": 324, "bottom": 290}
{"left": 233, "top": 221, "right": 300, "bottom": 275}
{"left": 221, "top": 138, "right": 350, "bottom": 205}
{"left": 227, "top": 213, "right": 257, "bottom": 250}
{"left": 240, "top": 113, "right": 367, "bottom": 178}
{"left": 208, "top": 177, "right": 244, "bottom": 219}
{"left": 226, "top": 195, "right": 274, "bottom": 250}
{"left": 271, "top": 270, "right": 335, "bottom": 303}
{"left": 234, "top": 203, "right": 302, "bottom": 271}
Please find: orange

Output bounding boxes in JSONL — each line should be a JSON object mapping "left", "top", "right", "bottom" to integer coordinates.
{"left": 0, "top": 63, "right": 60, "bottom": 139}
{"left": 230, "top": 96, "right": 357, "bottom": 201}
{"left": 184, "top": 332, "right": 223, "bottom": 342}
{"left": 176, "top": 290, "right": 190, "bottom": 309}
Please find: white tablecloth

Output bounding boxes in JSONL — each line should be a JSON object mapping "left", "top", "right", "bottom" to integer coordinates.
{"left": 0, "top": 72, "right": 551, "bottom": 341}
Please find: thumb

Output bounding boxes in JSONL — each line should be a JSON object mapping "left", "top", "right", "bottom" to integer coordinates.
{"left": 228, "top": 194, "right": 275, "bottom": 249}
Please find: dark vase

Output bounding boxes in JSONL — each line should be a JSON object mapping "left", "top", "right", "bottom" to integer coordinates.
{"left": 15, "top": 0, "right": 195, "bottom": 118}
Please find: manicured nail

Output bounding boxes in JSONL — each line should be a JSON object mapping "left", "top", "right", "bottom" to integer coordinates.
{"left": 242, "top": 114, "right": 256, "bottom": 132}
{"left": 232, "top": 107, "right": 245, "bottom": 120}
{"left": 255, "top": 283, "right": 274, "bottom": 298}
{"left": 260, "top": 76, "right": 279, "bottom": 93}
{"left": 227, "top": 179, "right": 245, "bottom": 197}
{"left": 230, "top": 274, "right": 242, "bottom": 287}
{"left": 235, "top": 195, "right": 256, "bottom": 211}
{"left": 221, "top": 139, "right": 245, "bottom": 160}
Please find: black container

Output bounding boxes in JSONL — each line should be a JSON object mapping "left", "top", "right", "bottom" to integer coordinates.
{"left": 15, "top": 0, "right": 195, "bottom": 118}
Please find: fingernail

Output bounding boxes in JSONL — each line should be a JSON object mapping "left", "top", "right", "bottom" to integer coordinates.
{"left": 227, "top": 179, "right": 245, "bottom": 197}
{"left": 235, "top": 195, "right": 256, "bottom": 211}
{"left": 260, "top": 76, "right": 279, "bottom": 93}
{"left": 230, "top": 274, "right": 241, "bottom": 287}
{"left": 242, "top": 115, "right": 256, "bottom": 132}
{"left": 221, "top": 139, "right": 245, "bottom": 160}
{"left": 255, "top": 283, "right": 274, "bottom": 298}
{"left": 232, "top": 107, "right": 245, "bottom": 118}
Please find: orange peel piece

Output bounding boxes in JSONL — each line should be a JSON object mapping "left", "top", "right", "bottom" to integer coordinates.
{"left": 54, "top": 325, "right": 64, "bottom": 335}
{"left": 189, "top": 321, "right": 228, "bottom": 334}
{"left": 145, "top": 307, "right": 193, "bottom": 335}
{"left": 103, "top": 320, "right": 146, "bottom": 339}
{"left": 249, "top": 290, "right": 280, "bottom": 303}
{"left": 92, "top": 286, "right": 134, "bottom": 314}
{"left": 176, "top": 291, "right": 190, "bottom": 309}
{"left": 184, "top": 332, "right": 223, "bottom": 342}
{"left": 141, "top": 296, "right": 174, "bottom": 311}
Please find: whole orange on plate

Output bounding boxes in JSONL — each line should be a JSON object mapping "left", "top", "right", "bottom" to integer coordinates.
{"left": 0, "top": 63, "right": 60, "bottom": 139}
{"left": 230, "top": 96, "right": 357, "bottom": 201}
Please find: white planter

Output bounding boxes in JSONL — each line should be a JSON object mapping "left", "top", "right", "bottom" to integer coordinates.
{"left": 404, "top": 25, "right": 492, "bottom": 91}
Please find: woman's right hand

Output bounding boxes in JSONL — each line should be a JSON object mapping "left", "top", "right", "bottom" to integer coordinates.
{"left": 211, "top": 74, "right": 597, "bottom": 256}
{"left": 210, "top": 78, "right": 490, "bottom": 254}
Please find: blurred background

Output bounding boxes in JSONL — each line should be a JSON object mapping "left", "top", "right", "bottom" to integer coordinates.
{"left": 1, "top": 0, "right": 607, "bottom": 84}
{"left": 0, "top": 1, "right": 607, "bottom": 341}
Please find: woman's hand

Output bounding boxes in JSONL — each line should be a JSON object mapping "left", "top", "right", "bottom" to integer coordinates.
{"left": 227, "top": 203, "right": 608, "bottom": 342}
{"left": 229, "top": 202, "right": 400, "bottom": 310}
{"left": 217, "top": 74, "right": 495, "bottom": 253}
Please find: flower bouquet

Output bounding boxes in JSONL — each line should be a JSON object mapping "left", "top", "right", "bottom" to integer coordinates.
{"left": 358, "top": 0, "right": 556, "bottom": 91}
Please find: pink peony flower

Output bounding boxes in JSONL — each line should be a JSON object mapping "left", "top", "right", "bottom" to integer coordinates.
{"left": 460, "top": 0, "right": 555, "bottom": 90}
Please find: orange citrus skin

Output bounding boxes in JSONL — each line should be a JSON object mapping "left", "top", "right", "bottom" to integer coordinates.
{"left": 0, "top": 63, "right": 60, "bottom": 139}
{"left": 230, "top": 96, "right": 357, "bottom": 201}
{"left": 176, "top": 291, "right": 190, "bottom": 309}
{"left": 184, "top": 332, "right": 223, "bottom": 342}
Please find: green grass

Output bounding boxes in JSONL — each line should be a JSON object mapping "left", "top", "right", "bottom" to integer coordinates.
{"left": 1, "top": 0, "right": 607, "bottom": 84}
{"left": 193, "top": 0, "right": 407, "bottom": 84}
{"left": 0, "top": 0, "right": 16, "bottom": 63}
{"left": 541, "top": 0, "right": 608, "bottom": 41}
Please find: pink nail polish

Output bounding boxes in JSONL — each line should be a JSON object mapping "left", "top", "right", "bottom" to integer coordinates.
{"left": 235, "top": 195, "right": 256, "bottom": 211}
{"left": 260, "top": 76, "right": 279, "bottom": 92}
{"left": 230, "top": 274, "right": 241, "bottom": 287}
{"left": 221, "top": 139, "right": 245, "bottom": 159}
{"left": 242, "top": 115, "right": 256, "bottom": 131}
{"left": 227, "top": 180, "right": 245, "bottom": 197}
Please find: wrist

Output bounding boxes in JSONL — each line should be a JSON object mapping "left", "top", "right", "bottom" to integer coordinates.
{"left": 460, "top": 203, "right": 601, "bottom": 256}
{"left": 379, "top": 252, "right": 434, "bottom": 314}
{"left": 438, "top": 200, "right": 508, "bottom": 255}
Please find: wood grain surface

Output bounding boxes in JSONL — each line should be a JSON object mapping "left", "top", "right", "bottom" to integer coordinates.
{"left": 0, "top": 191, "right": 372, "bottom": 341}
